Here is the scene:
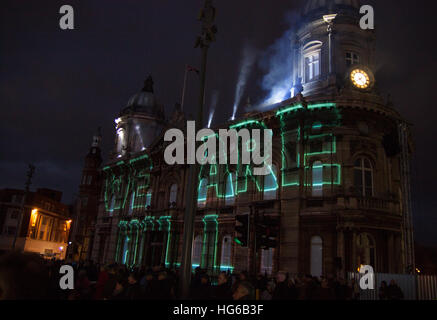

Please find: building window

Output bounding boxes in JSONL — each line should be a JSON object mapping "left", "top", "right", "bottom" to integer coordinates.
{"left": 220, "top": 235, "right": 232, "bottom": 268}
{"left": 225, "top": 173, "right": 236, "bottom": 206}
{"left": 10, "top": 210, "right": 19, "bottom": 220}
{"left": 145, "top": 189, "right": 152, "bottom": 208}
{"left": 192, "top": 235, "right": 203, "bottom": 267}
{"left": 354, "top": 158, "right": 374, "bottom": 197}
{"left": 109, "top": 195, "right": 116, "bottom": 216}
{"left": 128, "top": 192, "right": 135, "bottom": 215}
{"left": 312, "top": 161, "right": 323, "bottom": 197}
{"left": 346, "top": 52, "right": 360, "bottom": 67}
{"left": 304, "top": 51, "right": 321, "bottom": 82}
{"left": 197, "top": 178, "right": 208, "bottom": 208}
{"left": 6, "top": 226, "right": 16, "bottom": 236}
{"left": 310, "top": 236, "right": 323, "bottom": 278}
{"left": 87, "top": 175, "right": 92, "bottom": 185}
{"left": 11, "top": 194, "right": 23, "bottom": 204}
{"left": 260, "top": 248, "right": 274, "bottom": 275}
{"left": 264, "top": 165, "right": 278, "bottom": 200}
{"left": 169, "top": 184, "right": 178, "bottom": 207}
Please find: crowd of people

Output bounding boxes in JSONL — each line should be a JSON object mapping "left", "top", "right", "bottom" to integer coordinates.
{"left": 0, "top": 251, "right": 404, "bottom": 300}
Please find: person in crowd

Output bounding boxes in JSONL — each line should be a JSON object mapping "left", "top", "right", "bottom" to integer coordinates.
{"left": 154, "top": 271, "right": 173, "bottom": 299}
{"left": 140, "top": 272, "right": 155, "bottom": 299}
{"left": 311, "top": 278, "right": 335, "bottom": 300}
{"left": 379, "top": 281, "right": 388, "bottom": 300}
{"left": 272, "top": 271, "right": 290, "bottom": 300}
{"left": 102, "top": 264, "right": 118, "bottom": 300}
{"left": 387, "top": 280, "right": 404, "bottom": 300}
{"left": 75, "top": 269, "right": 92, "bottom": 299}
{"left": 111, "top": 276, "right": 126, "bottom": 300}
{"left": 260, "top": 280, "right": 274, "bottom": 300}
{"left": 212, "top": 272, "right": 232, "bottom": 300}
{"left": 233, "top": 281, "right": 255, "bottom": 300}
{"left": 94, "top": 264, "right": 109, "bottom": 300}
{"left": 0, "top": 251, "right": 50, "bottom": 300}
{"left": 125, "top": 272, "right": 143, "bottom": 299}
{"left": 191, "top": 273, "right": 212, "bottom": 300}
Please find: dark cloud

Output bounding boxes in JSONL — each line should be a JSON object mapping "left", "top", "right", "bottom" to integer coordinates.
{"left": 1, "top": 0, "right": 435, "bottom": 244}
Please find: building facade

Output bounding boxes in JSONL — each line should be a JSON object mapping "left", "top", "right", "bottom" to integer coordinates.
{"left": 90, "top": 0, "right": 415, "bottom": 277}
{"left": 0, "top": 188, "right": 72, "bottom": 259}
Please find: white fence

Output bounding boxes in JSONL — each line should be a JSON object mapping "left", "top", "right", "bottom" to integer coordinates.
{"left": 348, "top": 273, "right": 437, "bottom": 300}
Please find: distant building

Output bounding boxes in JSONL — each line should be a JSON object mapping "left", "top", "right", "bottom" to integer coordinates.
{"left": 68, "top": 129, "right": 103, "bottom": 261}
{"left": 90, "top": 0, "right": 415, "bottom": 276}
{"left": 0, "top": 188, "right": 72, "bottom": 259}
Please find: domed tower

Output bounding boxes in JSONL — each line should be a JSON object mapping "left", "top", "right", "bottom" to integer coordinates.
{"left": 113, "top": 76, "right": 166, "bottom": 159}
{"left": 291, "top": 0, "right": 375, "bottom": 98}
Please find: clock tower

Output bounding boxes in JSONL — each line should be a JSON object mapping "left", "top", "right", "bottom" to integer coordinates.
{"left": 291, "top": 0, "right": 376, "bottom": 98}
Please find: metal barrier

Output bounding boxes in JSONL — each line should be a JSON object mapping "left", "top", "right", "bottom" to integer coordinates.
{"left": 348, "top": 272, "right": 437, "bottom": 300}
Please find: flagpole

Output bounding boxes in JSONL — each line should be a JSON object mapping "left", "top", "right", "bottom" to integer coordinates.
{"left": 181, "top": 64, "right": 188, "bottom": 111}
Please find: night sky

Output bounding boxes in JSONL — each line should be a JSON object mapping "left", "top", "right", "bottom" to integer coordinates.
{"left": 1, "top": 1, "right": 435, "bottom": 245}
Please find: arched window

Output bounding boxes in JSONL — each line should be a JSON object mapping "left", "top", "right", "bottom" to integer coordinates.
{"left": 312, "top": 161, "right": 323, "bottom": 197}
{"left": 192, "top": 235, "right": 203, "bottom": 267}
{"left": 264, "top": 165, "right": 278, "bottom": 200}
{"left": 354, "top": 158, "right": 374, "bottom": 197}
{"left": 225, "top": 173, "right": 236, "bottom": 206}
{"left": 169, "top": 184, "right": 178, "bottom": 207}
{"left": 260, "top": 248, "right": 274, "bottom": 275}
{"left": 128, "top": 192, "right": 135, "bottom": 215}
{"left": 310, "top": 236, "right": 323, "bottom": 278}
{"left": 109, "top": 195, "right": 116, "bottom": 217}
{"left": 220, "top": 235, "right": 232, "bottom": 268}
{"left": 198, "top": 178, "right": 208, "bottom": 208}
{"left": 356, "top": 233, "right": 376, "bottom": 268}
{"left": 145, "top": 189, "right": 152, "bottom": 208}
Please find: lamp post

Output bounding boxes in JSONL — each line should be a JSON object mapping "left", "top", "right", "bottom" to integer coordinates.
{"left": 179, "top": 0, "right": 217, "bottom": 299}
{"left": 12, "top": 164, "right": 35, "bottom": 250}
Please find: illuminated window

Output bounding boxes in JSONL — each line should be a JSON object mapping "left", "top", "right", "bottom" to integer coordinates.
{"left": 264, "top": 165, "right": 278, "bottom": 200}
{"left": 354, "top": 158, "right": 373, "bottom": 197}
{"left": 260, "top": 248, "right": 274, "bottom": 275}
{"left": 197, "top": 178, "right": 208, "bottom": 208}
{"left": 305, "top": 52, "right": 320, "bottom": 82}
{"left": 169, "top": 184, "right": 178, "bottom": 207}
{"left": 122, "top": 236, "right": 130, "bottom": 265}
{"left": 109, "top": 195, "right": 115, "bottom": 216}
{"left": 225, "top": 173, "right": 236, "bottom": 206}
{"left": 192, "top": 235, "right": 203, "bottom": 267}
{"left": 220, "top": 235, "right": 232, "bottom": 267}
{"left": 310, "top": 236, "right": 323, "bottom": 278}
{"left": 312, "top": 161, "right": 323, "bottom": 197}
{"left": 346, "top": 52, "right": 360, "bottom": 67}
{"left": 128, "top": 192, "right": 135, "bottom": 215}
{"left": 145, "top": 189, "right": 152, "bottom": 208}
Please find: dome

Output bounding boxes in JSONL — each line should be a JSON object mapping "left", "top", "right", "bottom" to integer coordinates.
{"left": 303, "top": 0, "right": 360, "bottom": 19}
{"left": 122, "top": 76, "right": 165, "bottom": 119}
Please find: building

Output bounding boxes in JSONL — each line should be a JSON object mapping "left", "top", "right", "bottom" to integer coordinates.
{"left": 68, "top": 129, "right": 103, "bottom": 261}
{"left": 90, "top": 0, "right": 415, "bottom": 277}
{"left": 0, "top": 188, "right": 72, "bottom": 259}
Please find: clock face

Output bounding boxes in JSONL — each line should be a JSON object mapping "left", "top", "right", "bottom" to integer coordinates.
{"left": 351, "top": 69, "right": 370, "bottom": 89}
